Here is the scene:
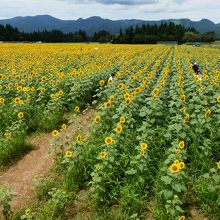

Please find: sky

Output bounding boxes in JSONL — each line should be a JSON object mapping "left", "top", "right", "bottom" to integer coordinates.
{"left": 0, "top": 0, "right": 219, "bottom": 23}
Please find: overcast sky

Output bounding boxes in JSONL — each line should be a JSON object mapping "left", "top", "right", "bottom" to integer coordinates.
{"left": 0, "top": 0, "right": 219, "bottom": 23}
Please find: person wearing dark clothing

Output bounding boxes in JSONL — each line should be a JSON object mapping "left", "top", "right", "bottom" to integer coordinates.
{"left": 191, "top": 62, "right": 202, "bottom": 81}
{"left": 109, "top": 73, "right": 116, "bottom": 81}
{"left": 191, "top": 62, "right": 201, "bottom": 75}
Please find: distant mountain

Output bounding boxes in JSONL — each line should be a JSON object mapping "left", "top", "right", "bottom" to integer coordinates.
{"left": 0, "top": 15, "right": 219, "bottom": 36}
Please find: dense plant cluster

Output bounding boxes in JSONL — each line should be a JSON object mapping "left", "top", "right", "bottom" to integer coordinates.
{"left": 0, "top": 44, "right": 219, "bottom": 219}
{"left": 52, "top": 45, "right": 219, "bottom": 219}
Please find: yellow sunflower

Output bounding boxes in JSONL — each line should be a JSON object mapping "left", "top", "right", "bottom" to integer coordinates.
{"left": 125, "top": 98, "right": 131, "bottom": 105}
{"left": 182, "top": 107, "right": 186, "bottom": 113}
{"left": 169, "top": 163, "right": 180, "bottom": 173}
{"left": 180, "top": 95, "right": 186, "bottom": 102}
{"left": 18, "top": 112, "right": 24, "bottom": 119}
{"left": 52, "top": 130, "right": 59, "bottom": 137}
{"left": 25, "top": 208, "right": 31, "bottom": 216}
{"left": 105, "top": 101, "right": 111, "bottom": 108}
{"left": 178, "top": 216, "right": 186, "bottom": 220}
{"left": 153, "top": 87, "right": 159, "bottom": 96}
{"left": 65, "top": 151, "right": 73, "bottom": 158}
{"left": 115, "top": 124, "right": 122, "bottom": 134}
{"left": 0, "top": 98, "right": 5, "bottom": 103}
{"left": 99, "top": 151, "right": 107, "bottom": 159}
{"left": 174, "top": 160, "right": 180, "bottom": 165}
{"left": 140, "top": 143, "right": 148, "bottom": 151}
{"left": 5, "top": 133, "right": 11, "bottom": 139}
{"left": 76, "top": 134, "right": 82, "bottom": 143}
{"left": 99, "top": 80, "right": 105, "bottom": 87}
{"left": 120, "top": 116, "right": 126, "bottom": 124}
{"left": 104, "top": 136, "right": 114, "bottom": 145}
{"left": 109, "top": 95, "right": 114, "bottom": 102}
{"left": 178, "top": 140, "right": 185, "bottom": 149}
{"left": 95, "top": 115, "right": 101, "bottom": 123}
{"left": 61, "top": 124, "right": 67, "bottom": 130}
{"left": 183, "top": 114, "right": 190, "bottom": 123}
{"left": 179, "top": 162, "right": 185, "bottom": 169}
{"left": 205, "top": 109, "right": 211, "bottom": 118}
{"left": 40, "top": 88, "right": 46, "bottom": 93}
{"left": 75, "top": 106, "right": 80, "bottom": 113}
{"left": 118, "top": 83, "right": 125, "bottom": 89}
{"left": 140, "top": 149, "right": 145, "bottom": 156}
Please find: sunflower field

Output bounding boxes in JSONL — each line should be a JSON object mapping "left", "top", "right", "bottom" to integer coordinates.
{"left": 0, "top": 43, "right": 220, "bottom": 219}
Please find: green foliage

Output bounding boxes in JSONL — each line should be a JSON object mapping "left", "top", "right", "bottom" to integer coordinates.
{"left": 194, "top": 168, "right": 220, "bottom": 218}
{"left": 0, "top": 186, "right": 16, "bottom": 219}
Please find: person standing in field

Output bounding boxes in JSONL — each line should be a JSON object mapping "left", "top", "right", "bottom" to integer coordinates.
{"left": 108, "top": 73, "right": 116, "bottom": 81}
{"left": 191, "top": 62, "right": 202, "bottom": 80}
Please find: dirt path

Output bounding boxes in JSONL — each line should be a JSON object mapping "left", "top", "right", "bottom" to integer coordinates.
{"left": 0, "top": 108, "right": 95, "bottom": 212}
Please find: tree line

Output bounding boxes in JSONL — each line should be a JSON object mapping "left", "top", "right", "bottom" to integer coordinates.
{"left": 113, "top": 23, "right": 215, "bottom": 44}
{"left": 0, "top": 23, "right": 216, "bottom": 44}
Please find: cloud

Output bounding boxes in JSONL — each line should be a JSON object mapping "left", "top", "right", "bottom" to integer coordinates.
{"left": 58, "top": 0, "right": 158, "bottom": 5}
{"left": 0, "top": 0, "right": 219, "bottom": 23}
{"left": 94, "top": 0, "right": 158, "bottom": 5}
